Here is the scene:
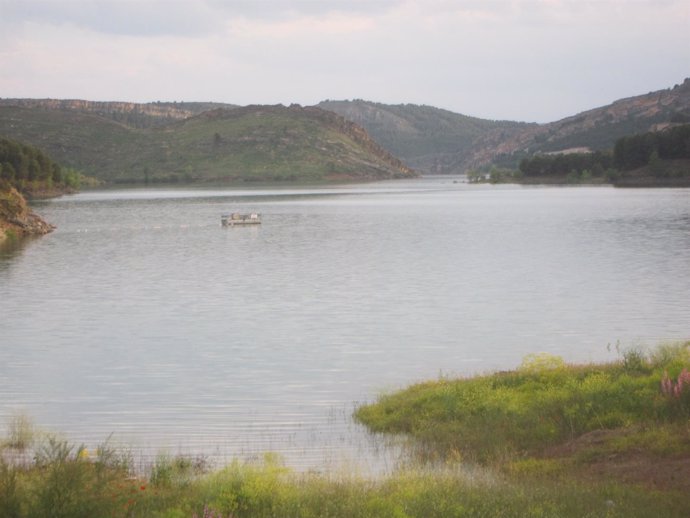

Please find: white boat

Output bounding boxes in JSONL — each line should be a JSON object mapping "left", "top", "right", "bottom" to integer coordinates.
{"left": 221, "top": 212, "right": 261, "bottom": 226}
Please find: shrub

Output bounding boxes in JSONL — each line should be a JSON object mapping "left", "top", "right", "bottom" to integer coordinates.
{"left": 650, "top": 341, "right": 690, "bottom": 370}
{"left": 519, "top": 353, "right": 566, "bottom": 374}
{"left": 5, "top": 414, "right": 34, "bottom": 450}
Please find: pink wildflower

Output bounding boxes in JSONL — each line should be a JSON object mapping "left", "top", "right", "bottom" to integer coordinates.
{"left": 661, "top": 369, "right": 690, "bottom": 399}
{"left": 661, "top": 371, "right": 674, "bottom": 397}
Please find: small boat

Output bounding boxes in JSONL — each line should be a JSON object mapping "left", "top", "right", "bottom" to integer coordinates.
{"left": 221, "top": 212, "right": 261, "bottom": 226}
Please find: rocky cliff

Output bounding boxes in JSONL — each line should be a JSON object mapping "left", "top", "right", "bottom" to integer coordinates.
{"left": 0, "top": 187, "right": 54, "bottom": 242}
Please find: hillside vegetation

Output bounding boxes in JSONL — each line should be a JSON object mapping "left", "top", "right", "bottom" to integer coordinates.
{"left": 0, "top": 103, "right": 416, "bottom": 183}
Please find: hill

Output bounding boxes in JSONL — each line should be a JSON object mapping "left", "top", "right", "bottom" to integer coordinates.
{"left": 318, "top": 100, "right": 531, "bottom": 174}
{"left": 4, "top": 79, "right": 688, "bottom": 179}
{"left": 0, "top": 103, "right": 416, "bottom": 183}
{"left": 320, "top": 79, "right": 690, "bottom": 173}
{"left": 471, "top": 78, "right": 690, "bottom": 170}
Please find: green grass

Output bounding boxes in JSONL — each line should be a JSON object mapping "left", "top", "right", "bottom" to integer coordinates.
{"left": 1, "top": 442, "right": 688, "bottom": 518}
{"left": 355, "top": 344, "right": 690, "bottom": 462}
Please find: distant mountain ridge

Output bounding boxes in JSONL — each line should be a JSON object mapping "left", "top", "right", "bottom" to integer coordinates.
{"left": 320, "top": 78, "right": 690, "bottom": 173}
{"left": 0, "top": 98, "right": 237, "bottom": 129}
{"left": 2, "top": 78, "right": 688, "bottom": 179}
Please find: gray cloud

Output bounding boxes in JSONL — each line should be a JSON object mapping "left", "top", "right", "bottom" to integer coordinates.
{"left": 1, "top": 0, "right": 222, "bottom": 36}
{"left": 0, "top": 0, "right": 403, "bottom": 36}
{"left": 206, "top": 0, "right": 401, "bottom": 19}
{"left": 1, "top": 0, "right": 687, "bottom": 122}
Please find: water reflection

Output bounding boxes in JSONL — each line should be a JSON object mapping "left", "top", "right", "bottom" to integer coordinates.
{"left": 0, "top": 235, "right": 40, "bottom": 265}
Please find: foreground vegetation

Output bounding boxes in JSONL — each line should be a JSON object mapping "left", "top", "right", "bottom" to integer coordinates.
{"left": 356, "top": 343, "right": 690, "bottom": 497}
{"left": 3, "top": 341, "right": 690, "bottom": 517}
{"left": 1, "top": 434, "right": 687, "bottom": 518}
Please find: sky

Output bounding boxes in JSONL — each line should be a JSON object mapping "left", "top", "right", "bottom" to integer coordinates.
{"left": 0, "top": 0, "right": 688, "bottom": 123}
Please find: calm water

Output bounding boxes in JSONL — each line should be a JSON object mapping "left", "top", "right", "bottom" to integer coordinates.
{"left": 2, "top": 178, "right": 689, "bottom": 471}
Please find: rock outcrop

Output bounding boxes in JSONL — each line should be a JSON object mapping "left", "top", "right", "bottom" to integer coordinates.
{"left": 0, "top": 187, "right": 54, "bottom": 242}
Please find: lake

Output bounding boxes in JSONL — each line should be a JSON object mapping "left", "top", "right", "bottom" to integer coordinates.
{"left": 1, "top": 177, "right": 689, "bottom": 472}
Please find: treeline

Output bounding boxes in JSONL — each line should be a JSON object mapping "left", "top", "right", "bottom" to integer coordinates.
{"left": 614, "top": 124, "right": 690, "bottom": 170}
{"left": 518, "top": 124, "right": 690, "bottom": 180}
{"left": 0, "top": 137, "right": 80, "bottom": 193}
{"left": 518, "top": 150, "right": 614, "bottom": 179}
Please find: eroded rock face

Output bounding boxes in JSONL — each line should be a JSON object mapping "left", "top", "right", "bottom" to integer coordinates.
{"left": 0, "top": 187, "right": 55, "bottom": 241}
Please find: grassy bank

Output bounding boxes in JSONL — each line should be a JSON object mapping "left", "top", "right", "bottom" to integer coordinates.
{"left": 3, "top": 342, "right": 689, "bottom": 517}
{"left": 2, "top": 436, "right": 688, "bottom": 518}
{"left": 355, "top": 343, "right": 690, "bottom": 491}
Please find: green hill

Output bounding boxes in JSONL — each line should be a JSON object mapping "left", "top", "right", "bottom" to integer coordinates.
{"left": 0, "top": 103, "right": 416, "bottom": 183}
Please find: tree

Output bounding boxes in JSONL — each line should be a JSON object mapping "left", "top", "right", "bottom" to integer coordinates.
{"left": 0, "top": 137, "right": 75, "bottom": 192}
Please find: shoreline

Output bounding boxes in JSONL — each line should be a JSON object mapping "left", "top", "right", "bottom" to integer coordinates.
{"left": 3, "top": 344, "right": 690, "bottom": 517}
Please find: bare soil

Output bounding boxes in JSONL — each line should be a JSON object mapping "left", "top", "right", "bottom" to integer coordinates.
{"left": 544, "top": 428, "right": 690, "bottom": 492}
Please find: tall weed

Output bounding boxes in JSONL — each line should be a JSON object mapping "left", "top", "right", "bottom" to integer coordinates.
{"left": 0, "top": 460, "right": 22, "bottom": 518}
{"left": 5, "top": 414, "right": 34, "bottom": 450}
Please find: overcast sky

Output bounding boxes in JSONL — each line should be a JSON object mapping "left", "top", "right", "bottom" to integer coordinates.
{"left": 1, "top": 0, "right": 688, "bottom": 122}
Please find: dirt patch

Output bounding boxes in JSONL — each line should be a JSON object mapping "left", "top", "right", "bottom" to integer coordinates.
{"left": 584, "top": 454, "right": 690, "bottom": 491}
{"left": 543, "top": 428, "right": 690, "bottom": 492}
